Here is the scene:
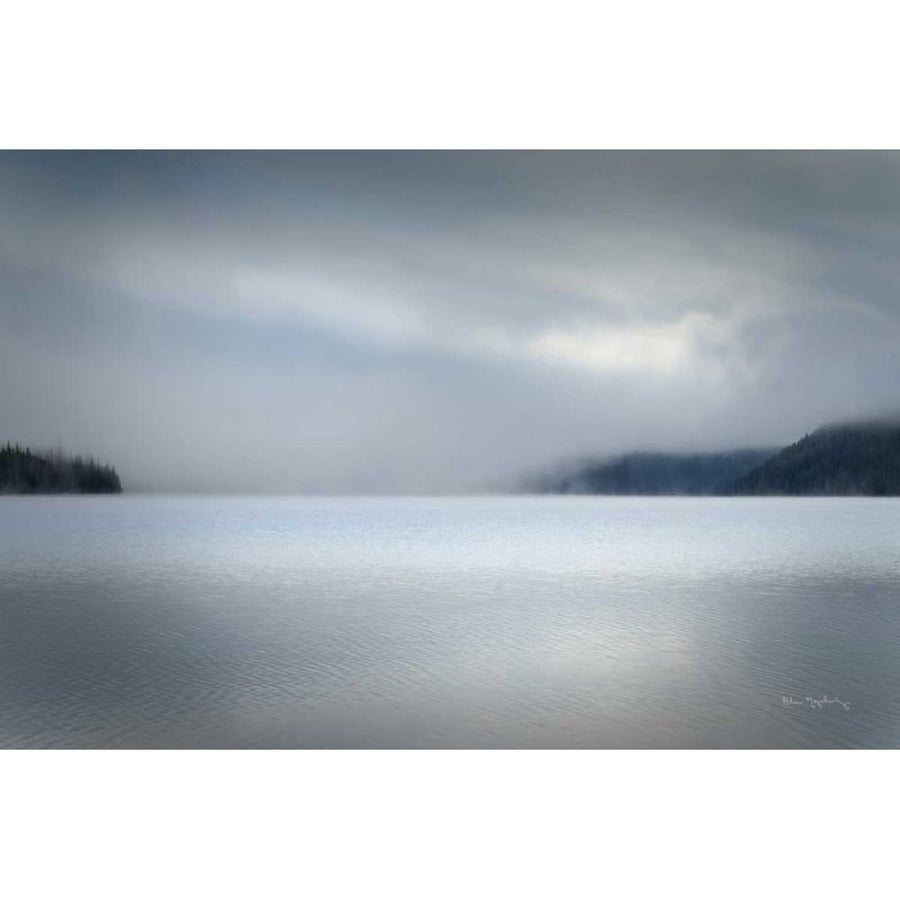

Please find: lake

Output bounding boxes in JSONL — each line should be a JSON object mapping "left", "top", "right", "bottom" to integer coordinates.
{"left": 1, "top": 495, "right": 898, "bottom": 748}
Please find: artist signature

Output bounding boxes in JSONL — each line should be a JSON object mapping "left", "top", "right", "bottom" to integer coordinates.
{"left": 782, "top": 695, "right": 850, "bottom": 711}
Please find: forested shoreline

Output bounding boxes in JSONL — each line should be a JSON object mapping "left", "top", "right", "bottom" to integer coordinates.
{"left": 0, "top": 444, "right": 122, "bottom": 494}
{"left": 733, "top": 421, "right": 900, "bottom": 495}
{"left": 5, "top": 418, "right": 900, "bottom": 497}
{"left": 527, "top": 418, "right": 900, "bottom": 496}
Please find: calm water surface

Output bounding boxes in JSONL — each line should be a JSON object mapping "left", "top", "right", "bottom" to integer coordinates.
{"left": 1, "top": 495, "right": 899, "bottom": 748}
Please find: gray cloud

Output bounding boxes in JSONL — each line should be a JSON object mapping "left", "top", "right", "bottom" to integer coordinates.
{"left": 3, "top": 151, "right": 900, "bottom": 492}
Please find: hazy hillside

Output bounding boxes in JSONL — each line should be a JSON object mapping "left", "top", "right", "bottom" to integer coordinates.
{"left": 0, "top": 444, "right": 122, "bottom": 494}
{"left": 734, "top": 420, "right": 900, "bottom": 495}
{"left": 528, "top": 449, "right": 779, "bottom": 495}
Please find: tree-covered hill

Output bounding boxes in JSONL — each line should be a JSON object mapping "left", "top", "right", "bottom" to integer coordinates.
{"left": 0, "top": 444, "right": 122, "bottom": 494}
{"left": 527, "top": 449, "right": 779, "bottom": 495}
{"left": 733, "top": 420, "right": 900, "bottom": 495}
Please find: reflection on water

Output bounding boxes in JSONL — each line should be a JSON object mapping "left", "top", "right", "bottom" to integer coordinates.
{"left": 1, "top": 495, "right": 899, "bottom": 748}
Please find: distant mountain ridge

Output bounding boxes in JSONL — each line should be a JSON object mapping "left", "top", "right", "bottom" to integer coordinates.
{"left": 528, "top": 416, "right": 900, "bottom": 496}
{"left": 0, "top": 443, "right": 122, "bottom": 494}
{"left": 527, "top": 449, "right": 779, "bottom": 495}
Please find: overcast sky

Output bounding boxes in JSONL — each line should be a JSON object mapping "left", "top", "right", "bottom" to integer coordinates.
{"left": 3, "top": 150, "right": 900, "bottom": 492}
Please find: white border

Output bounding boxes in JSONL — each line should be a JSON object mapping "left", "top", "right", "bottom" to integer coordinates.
{"left": 3, "top": 1, "right": 900, "bottom": 148}
{"left": 2, "top": 750, "right": 897, "bottom": 898}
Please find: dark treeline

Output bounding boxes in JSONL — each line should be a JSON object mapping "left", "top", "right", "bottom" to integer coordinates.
{"left": 527, "top": 449, "right": 779, "bottom": 495}
{"left": 733, "top": 420, "right": 900, "bottom": 495}
{"left": 528, "top": 416, "right": 900, "bottom": 496}
{"left": 0, "top": 443, "right": 122, "bottom": 494}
